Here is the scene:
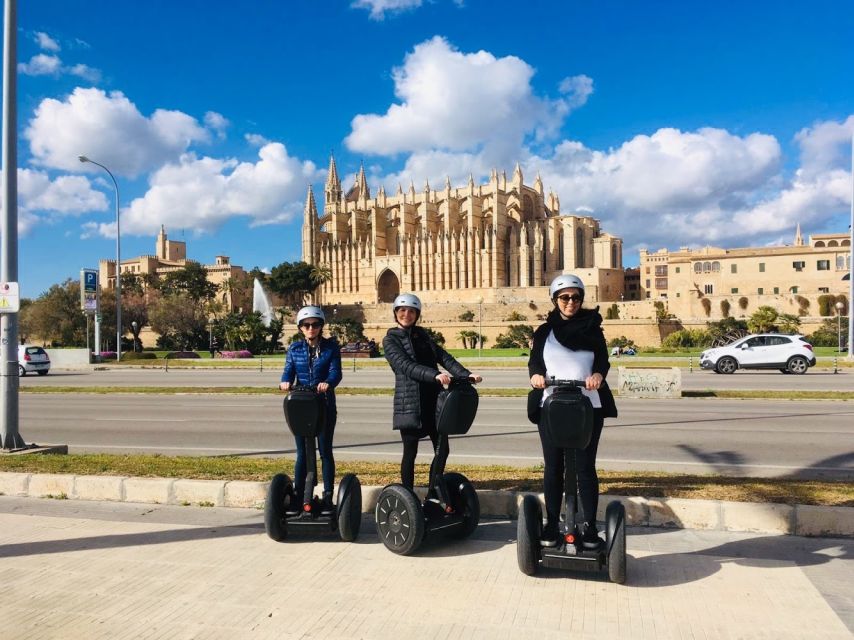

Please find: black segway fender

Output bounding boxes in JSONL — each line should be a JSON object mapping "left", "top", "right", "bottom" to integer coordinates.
{"left": 517, "top": 494, "right": 542, "bottom": 576}
{"left": 336, "top": 473, "right": 362, "bottom": 542}
{"left": 264, "top": 473, "right": 294, "bottom": 542}
{"left": 605, "top": 500, "right": 627, "bottom": 584}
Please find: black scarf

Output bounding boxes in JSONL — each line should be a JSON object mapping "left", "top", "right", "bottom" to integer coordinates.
{"left": 546, "top": 306, "right": 603, "bottom": 352}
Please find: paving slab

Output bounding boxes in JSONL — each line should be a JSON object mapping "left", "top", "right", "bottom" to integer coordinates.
{"left": 0, "top": 496, "right": 851, "bottom": 640}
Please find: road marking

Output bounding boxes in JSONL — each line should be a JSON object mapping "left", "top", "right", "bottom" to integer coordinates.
{"left": 93, "top": 418, "right": 188, "bottom": 422}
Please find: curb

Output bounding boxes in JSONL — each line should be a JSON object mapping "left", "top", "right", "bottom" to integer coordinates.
{"left": 1, "top": 472, "right": 851, "bottom": 538}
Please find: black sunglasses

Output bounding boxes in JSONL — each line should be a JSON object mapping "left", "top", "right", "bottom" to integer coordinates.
{"left": 556, "top": 294, "right": 583, "bottom": 303}
{"left": 300, "top": 321, "right": 322, "bottom": 329}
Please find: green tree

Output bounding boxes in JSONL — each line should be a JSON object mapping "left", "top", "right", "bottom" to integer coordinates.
{"left": 494, "top": 324, "right": 533, "bottom": 348}
{"left": 149, "top": 292, "right": 209, "bottom": 350}
{"left": 458, "top": 309, "right": 475, "bottom": 322}
{"left": 807, "top": 317, "right": 849, "bottom": 347}
{"left": 706, "top": 318, "right": 748, "bottom": 342}
{"left": 327, "top": 317, "right": 365, "bottom": 344}
{"left": 19, "top": 279, "right": 87, "bottom": 347}
{"left": 159, "top": 261, "right": 219, "bottom": 302}
{"left": 424, "top": 328, "right": 445, "bottom": 347}
{"left": 605, "top": 303, "right": 620, "bottom": 320}
{"left": 267, "top": 261, "right": 316, "bottom": 308}
{"left": 747, "top": 306, "right": 779, "bottom": 333}
{"left": 776, "top": 313, "right": 801, "bottom": 334}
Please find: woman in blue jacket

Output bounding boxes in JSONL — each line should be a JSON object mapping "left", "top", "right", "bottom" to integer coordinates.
{"left": 279, "top": 305, "right": 342, "bottom": 513}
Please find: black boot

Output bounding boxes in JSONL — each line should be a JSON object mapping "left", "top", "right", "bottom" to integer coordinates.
{"left": 320, "top": 491, "right": 335, "bottom": 515}
{"left": 581, "top": 521, "right": 603, "bottom": 550}
{"left": 540, "top": 520, "right": 560, "bottom": 548}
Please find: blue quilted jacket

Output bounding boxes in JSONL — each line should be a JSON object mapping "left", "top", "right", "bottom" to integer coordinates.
{"left": 281, "top": 337, "right": 342, "bottom": 409}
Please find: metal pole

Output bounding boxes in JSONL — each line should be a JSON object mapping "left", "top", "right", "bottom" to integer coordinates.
{"left": 849, "top": 132, "right": 854, "bottom": 359}
{"left": 94, "top": 312, "right": 101, "bottom": 361}
{"left": 0, "top": 0, "right": 24, "bottom": 450}
{"left": 478, "top": 299, "right": 483, "bottom": 358}
{"left": 78, "top": 157, "right": 120, "bottom": 362}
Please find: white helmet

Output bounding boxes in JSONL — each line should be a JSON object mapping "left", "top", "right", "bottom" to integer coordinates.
{"left": 549, "top": 274, "right": 585, "bottom": 299}
{"left": 393, "top": 293, "right": 422, "bottom": 316}
{"left": 296, "top": 305, "right": 325, "bottom": 326}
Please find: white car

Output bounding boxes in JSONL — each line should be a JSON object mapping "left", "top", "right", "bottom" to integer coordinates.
{"left": 699, "top": 334, "right": 816, "bottom": 375}
{"left": 18, "top": 344, "right": 50, "bottom": 376}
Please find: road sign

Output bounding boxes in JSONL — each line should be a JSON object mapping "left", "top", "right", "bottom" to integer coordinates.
{"left": 80, "top": 269, "right": 99, "bottom": 314}
{"left": 0, "top": 282, "right": 20, "bottom": 313}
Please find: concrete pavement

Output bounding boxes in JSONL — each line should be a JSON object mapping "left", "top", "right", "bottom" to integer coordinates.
{"left": 0, "top": 496, "right": 851, "bottom": 639}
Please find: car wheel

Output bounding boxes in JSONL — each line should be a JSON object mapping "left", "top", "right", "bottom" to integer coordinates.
{"left": 716, "top": 356, "right": 737, "bottom": 374}
{"left": 18, "top": 365, "right": 25, "bottom": 377}
{"left": 786, "top": 356, "right": 808, "bottom": 375}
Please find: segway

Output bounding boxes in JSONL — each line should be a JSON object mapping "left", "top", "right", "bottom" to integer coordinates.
{"left": 264, "top": 385, "right": 362, "bottom": 542}
{"left": 375, "top": 376, "right": 480, "bottom": 555}
{"left": 517, "top": 378, "right": 627, "bottom": 583}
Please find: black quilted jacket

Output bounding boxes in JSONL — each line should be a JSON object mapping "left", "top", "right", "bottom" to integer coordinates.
{"left": 383, "top": 325, "right": 470, "bottom": 430}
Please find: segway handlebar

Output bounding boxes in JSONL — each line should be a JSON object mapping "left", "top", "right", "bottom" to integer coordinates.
{"left": 450, "top": 375, "right": 478, "bottom": 384}
{"left": 545, "top": 378, "right": 586, "bottom": 388}
{"left": 288, "top": 383, "right": 321, "bottom": 393}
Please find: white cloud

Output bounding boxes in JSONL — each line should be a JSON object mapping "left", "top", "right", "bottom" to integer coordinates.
{"left": 345, "top": 37, "right": 578, "bottom": 163}
{"left": 204, "top": 111, "right": 230, "bottom": 139}
{"left": 85, "top": 143, "right": 321, "bottom": 239}
{"left": 245, "top": 133, "right": 271, "bottom": 147}
{"left": 35, "top": 31, "right": 61, "bottom": 52}
{"left": 794, "top": 115, "right": 854, "bottom": 178}
{"left": 558, "top": 74, "right": 594, "bottom": 111}
{"left": 18, "top": 53, "right": 62, "bottom": 75}
{"left": 68, "top": 63, "right": 101, "bottom": 83}
{"left": 26, "top": 87, "right": 209, "bottom": 177}
{"left": 9, "top": 168, "right": 108, "bottom": 234}
{"left": 351, "top": 0, "right": 424, "bottom": 20}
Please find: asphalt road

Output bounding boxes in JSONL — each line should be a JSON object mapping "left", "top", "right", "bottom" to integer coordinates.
{"left": 19, "top": 393, "right": 854, "bottom": 479}
{"left": 20, "top": 365, "right": 854, "bottom": 391}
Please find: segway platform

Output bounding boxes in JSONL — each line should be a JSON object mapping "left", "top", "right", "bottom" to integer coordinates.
{"left": 264, "top": 385, "right": 362, "bottom": 542}
{"left": 375, "top": 377, "right": 480, "bottom": 555}
{"left": 517, "top": 379, "right": 627, "bottom": 583}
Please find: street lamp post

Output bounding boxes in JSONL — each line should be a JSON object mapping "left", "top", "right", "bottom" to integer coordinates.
{"left": 131, "top": 321, "right": 138, "bottom": 352}
{"left": 78, "top": 156, "right": 121, "bottom": 362}
{"left": 836, "top": 301, "right": 845, "bottom": 354}
{"left": 477, "top": 297, "right": 483, "bottom": 359}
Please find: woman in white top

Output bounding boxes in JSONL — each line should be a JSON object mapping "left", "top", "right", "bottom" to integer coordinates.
{"left": 527, "top": 274, "right": 618, "bottom": 547}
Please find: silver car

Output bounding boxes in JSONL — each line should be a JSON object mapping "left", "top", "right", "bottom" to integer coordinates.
{"left": 18, "top": 344, "right": 50, "bottom": 376}
{"left": 699, "top": 334, "right": 816, "bottom": 375}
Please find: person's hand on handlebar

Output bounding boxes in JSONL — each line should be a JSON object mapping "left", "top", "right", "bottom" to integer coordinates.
{"left": 585, "top": 373, "right": 603, "bottom": 391}
{"left": 435, "top": 372, "right": 451, "bottom": 386}
{"left": 278, "top": 381, "right": 291, "bottom": 392}
{"left": 469, "top": 374, "right": 482, "bottom": 384}
{"left": 530, "top": 374, "right": 546, "bottom": 389}
{"left": 316, "top": 382, "right": 330, "bottom": 393}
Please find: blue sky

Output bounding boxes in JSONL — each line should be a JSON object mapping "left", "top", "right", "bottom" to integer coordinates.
{"left": 7, "top": 0, "right": 854, "bottom": 297}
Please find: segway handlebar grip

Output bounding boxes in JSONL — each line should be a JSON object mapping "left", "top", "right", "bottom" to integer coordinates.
{"left": 545, "top": 378, "right": 586, "bottom": 388}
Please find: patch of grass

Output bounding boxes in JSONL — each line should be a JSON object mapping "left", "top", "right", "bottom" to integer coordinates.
{"left": 0, "top": 454, "right": 850, "bottom": 507}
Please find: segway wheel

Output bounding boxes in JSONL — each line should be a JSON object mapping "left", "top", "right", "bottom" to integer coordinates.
{"left": 336, "top": 473, "right": 363, "bottom": 542}
{"left": 264, "top": 473, "right": 294, "bottom": 542}
{"left": 443, "top": 472, "right": 480, "bottom": 539}
{"left": 375, "top": 485, "right": 425, "bottom": 555}
{"left": 517, "top": 494, "right": 542, "bottom": 576}
{"left": 605, "top": 501, "right": 627, "bottom": 584}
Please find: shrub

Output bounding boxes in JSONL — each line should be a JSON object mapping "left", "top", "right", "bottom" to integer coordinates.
{"left": 120, "top": 352, "right": 157, "bottom": 361}
{"left": 808, "top": 317, "right": 849, "bottom": 347}
{"left": 504, "top": 311, "right": 527, "bottom": 321}
{"left": 661, "top": 329, "right": 712, "bottom": 349}
{"left": 494, "top": 324, "right": 533, "bottom": 348}
{"left": 795, "top": 295, "right": 810, "bottom": 316}
{"left": 165, "top": 351, "right": 201, "bottom": 359}
{"left": 607, "top": 336, "right": 635, "bottom": 349}
{"left": 605, "top": 303, "right": 620, "bottom": 320}
{"left": 700, "top": 298, "right": 712, "bottom": 317}
{"left": 219, "top": 350, "right": 253, "bottom": 359}
{"left": 738, "top": 297, "right": 748, "bottom": 310}
{"left": 720, "top": 299, "right": 731, "bottom": 318}
{"left": 458, "top": 309, "right": 475, "bottom": 322}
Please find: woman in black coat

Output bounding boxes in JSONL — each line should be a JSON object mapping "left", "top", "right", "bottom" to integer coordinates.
{"left": 383, "top": 293, "right": 482, "bottom": 490}
{"left": 528, "top": 274, "right": 618, "bottom": 548}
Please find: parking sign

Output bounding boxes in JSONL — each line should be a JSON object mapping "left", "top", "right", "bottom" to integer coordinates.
{"left": 80, "top": 269, "right": 99, "bottom": 314}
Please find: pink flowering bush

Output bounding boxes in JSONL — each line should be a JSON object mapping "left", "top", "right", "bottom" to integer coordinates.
{"left": 219, "top": 350, "right": 254, "bottom": 359}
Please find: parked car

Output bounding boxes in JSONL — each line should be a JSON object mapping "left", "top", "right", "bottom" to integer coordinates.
{"left": 18, "top": 345, "right": 50, "bottom": 376}
{"left": 699, "top": 334, "right": 815, "bottom": 375}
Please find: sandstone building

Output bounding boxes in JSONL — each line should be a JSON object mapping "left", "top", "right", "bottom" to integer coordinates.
{"left": 302, "top": 156, "right": 626, "bottom": 305}
{"left": 639, "top": 226, "right": 851, "bottom": 320}
{"left": 98, "top": 226, "right": 248, "bottom": 311}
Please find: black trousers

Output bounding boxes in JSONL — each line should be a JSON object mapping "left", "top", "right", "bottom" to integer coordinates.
{"left": 537, "top": 408, "right": 605, "bottom": 528}
{"left": 399, "top": 423, "right": 450, "bottom": 490}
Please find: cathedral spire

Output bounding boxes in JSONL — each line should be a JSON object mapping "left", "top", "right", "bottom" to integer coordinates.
{"left": 324, "top": 153, "right": 342, "bottom": 206}
{"left": 513, "top": 162, "right": 523, "bottom": 186}
{"left": 304, "top": 184, "right": 317, "bottom": 218}
{"left": 534, "top": 172, "right": 543, "bottom": 195}
{"left": 794, "top": 223, "right": 803, "bottom": 246}
{"left": 355, "top": 162, "right": 370, "bottom": 200}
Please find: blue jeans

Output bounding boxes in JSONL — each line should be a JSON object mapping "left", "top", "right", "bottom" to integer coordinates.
{"left": 293, "top": 406, "right": 336, "bottom": 499}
